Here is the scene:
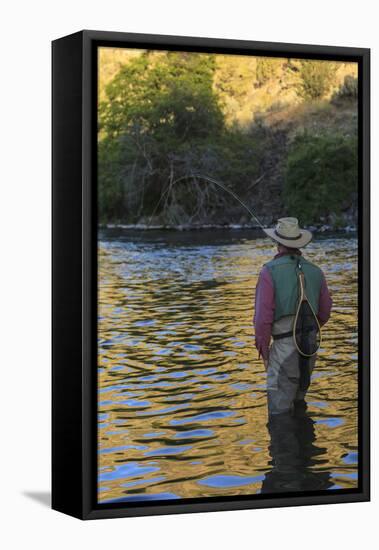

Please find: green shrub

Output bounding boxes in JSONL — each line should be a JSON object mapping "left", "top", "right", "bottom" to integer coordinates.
{"left": 284, "top": 132, "right": 358, "bottom": 225}
{"left": 256, "top": 58, "right": 281, "bottom": 87}
{"left": 332, "top": 75, "right": 358, "bottom": 103}
{"left": 98, "top": 52, "right": 226, "bottom": 223}
{"left": 297, "top": 60, "right": 337, "bottom": 100}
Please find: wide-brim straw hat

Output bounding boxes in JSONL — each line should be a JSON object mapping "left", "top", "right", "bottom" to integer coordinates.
{"left": 263, "top": 217, "right": 312, "bottom": 248}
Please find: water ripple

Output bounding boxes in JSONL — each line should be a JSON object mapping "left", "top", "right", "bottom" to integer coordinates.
{"left": 98, "top": 230, "right": 358, "bottom": 502}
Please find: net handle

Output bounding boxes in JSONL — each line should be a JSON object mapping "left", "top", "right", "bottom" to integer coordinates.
{"left": 292, "top": 269, "right": 322, "bottom": 357}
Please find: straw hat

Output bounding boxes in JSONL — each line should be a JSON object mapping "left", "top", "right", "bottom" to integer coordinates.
{"left": 263, "top": 217, "right": 312, "bottom": 248}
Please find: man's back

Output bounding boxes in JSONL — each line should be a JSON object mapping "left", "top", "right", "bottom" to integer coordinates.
{"left": 254, "top": 248, "right": 332, "bottom": 361}
{"left": 264, "top": 254, "right": 323, "bottom": 322}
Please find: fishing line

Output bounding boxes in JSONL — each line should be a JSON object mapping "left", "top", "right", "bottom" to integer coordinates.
{"left": 134, "top": 173, "right": 265, "bottom": 242}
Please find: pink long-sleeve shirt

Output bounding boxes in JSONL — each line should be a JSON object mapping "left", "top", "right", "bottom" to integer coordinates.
{"left": 253, "top": 251, "right": 332, "bottom": 359}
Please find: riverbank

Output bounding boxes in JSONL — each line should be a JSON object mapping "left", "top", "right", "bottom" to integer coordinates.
{"left": 99, "top": 222, "right": 357, "bottom": 233}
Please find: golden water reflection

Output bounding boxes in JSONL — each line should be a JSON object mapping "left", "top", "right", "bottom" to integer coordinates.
{"left": 98, "top": 230, "right": 358, "bottom": 503}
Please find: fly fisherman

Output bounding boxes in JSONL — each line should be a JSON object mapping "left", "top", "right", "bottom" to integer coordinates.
{"left": 254, "top": 217, "right": 332, "bottom": 415}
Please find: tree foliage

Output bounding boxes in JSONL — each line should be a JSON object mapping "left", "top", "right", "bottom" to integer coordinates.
{"left": 98, "top": 52, "right": 264, "bottom": 224}
{"left": 297, "top": 60, "right": 337, "bottom": 100}
{"left": 98, "top": 50, "right": 358, "bottom": 227}
{"left": 284, "top": 132, "right": 358, "bottom": 224}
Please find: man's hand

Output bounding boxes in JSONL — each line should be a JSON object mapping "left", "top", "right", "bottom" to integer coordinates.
{"left": 263, "top": 358, "right": 269, "bottom": 371}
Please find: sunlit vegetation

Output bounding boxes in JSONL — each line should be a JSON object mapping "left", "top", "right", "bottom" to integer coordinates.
{"left": 98, "top": 48, "right": 358, "bottom": 227}
{"left": 296, "top": 60, "right": 338, "bottom": 100}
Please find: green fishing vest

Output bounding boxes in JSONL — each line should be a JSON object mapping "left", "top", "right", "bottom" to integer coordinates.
{"left": 265, "top": 255, "right": 323, "bottom": 321}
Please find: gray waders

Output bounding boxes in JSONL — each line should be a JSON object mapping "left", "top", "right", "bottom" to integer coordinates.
{"left": 267, "top": 315, "right": 317, "bottom": 415}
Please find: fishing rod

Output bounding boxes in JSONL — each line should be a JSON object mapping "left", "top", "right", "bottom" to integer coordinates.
{"left": 135, "top": 173, "right": 265, "bottom": 241}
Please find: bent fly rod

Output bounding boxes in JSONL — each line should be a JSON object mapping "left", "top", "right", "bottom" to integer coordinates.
{"left": 135, "top": 173, "right": 265, "bottom": 241}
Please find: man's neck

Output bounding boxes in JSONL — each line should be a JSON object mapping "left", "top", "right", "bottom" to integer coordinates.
{"left": 274, "top": 248, "right": 302, "bottom": 259}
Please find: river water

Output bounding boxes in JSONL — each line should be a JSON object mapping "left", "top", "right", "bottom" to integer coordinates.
{"left": 97, "top": 229, "right": 358, "bottom": 503}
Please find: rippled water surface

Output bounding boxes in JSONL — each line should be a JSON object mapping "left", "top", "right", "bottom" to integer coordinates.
{"left": 98, "top": 229, "right": 358, "bottom": 503}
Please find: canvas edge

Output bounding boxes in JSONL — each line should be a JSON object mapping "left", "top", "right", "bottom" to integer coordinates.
{"left": 52, "top": 29, "right": 370, "bottom": 520}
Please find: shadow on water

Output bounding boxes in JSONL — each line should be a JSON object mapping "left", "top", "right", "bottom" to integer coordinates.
{"left": 261, "top": 409, "right": 332, "bottom": 494}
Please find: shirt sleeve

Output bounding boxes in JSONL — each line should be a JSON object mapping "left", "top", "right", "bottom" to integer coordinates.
{"left": 317, "top": 272, "right": 333, "bottom": 327}
{"left": 253, "top": 266, "right": 275, "bottom": 360}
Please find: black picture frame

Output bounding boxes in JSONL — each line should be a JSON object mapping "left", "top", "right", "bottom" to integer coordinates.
{"left": 52, "top": 29, "right": 370, "bottom": 520}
